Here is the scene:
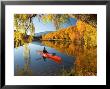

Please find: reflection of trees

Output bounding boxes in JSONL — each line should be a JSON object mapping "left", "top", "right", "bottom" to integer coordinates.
{"left": 42, "top": 41, "right": 97, "bottom": 76}
{"left": 16, "top": 44, "right": 33, "bottom": 76}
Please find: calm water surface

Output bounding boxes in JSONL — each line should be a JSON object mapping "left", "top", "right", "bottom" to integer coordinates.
{"left": 14, "top": 41, "right": 75, "bottom": 76}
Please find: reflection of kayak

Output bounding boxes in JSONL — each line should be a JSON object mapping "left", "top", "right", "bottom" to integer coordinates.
{"left": 37, "top": 51, "right": 62, "bottom": 63}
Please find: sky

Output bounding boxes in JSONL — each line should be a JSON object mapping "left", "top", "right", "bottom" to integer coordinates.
{"left": 32, "top": 15, "right": 77, "bottom": 33}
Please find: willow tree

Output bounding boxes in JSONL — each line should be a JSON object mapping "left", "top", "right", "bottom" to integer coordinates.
{"left": 14, "top": 14, "right": 36, "bottom": 36}
{"left": 14, "top": 14, "right": 37, "bottom": 47}
{"left": 41, "top": 14, "right": 70, "bottom": 30}
{"left": 41, "top": 14, "right": 97, "bottom": 30}
{"left": 14, "top": 14, "right": 97, "bottom": 47}
{"left": 68, "top": 14, "right": 97, "bottom": 28}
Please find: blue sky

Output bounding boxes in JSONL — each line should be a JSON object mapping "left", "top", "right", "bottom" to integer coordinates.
{"left": 32, "top": 16, "right": 77, "bottom": 33}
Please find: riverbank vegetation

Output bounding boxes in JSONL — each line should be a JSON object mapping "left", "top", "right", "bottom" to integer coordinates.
{"left": 41, "top": 14, "right": 97, "bottom": 76}
{"left": 14, "top": 14, "right": 97, "bottom": 76}
{"left": 42, "top": 20, "right": 96, "bottom": 48}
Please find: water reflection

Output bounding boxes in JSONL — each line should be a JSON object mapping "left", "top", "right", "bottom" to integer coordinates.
{"left": 42, "top": 41, "right": 97, "bottom": 76}
{"left": 16, "top": 44, "right": 33, "bottom": 76}
{"left": 14, "top": 40, "right": 96, "bottom": 76}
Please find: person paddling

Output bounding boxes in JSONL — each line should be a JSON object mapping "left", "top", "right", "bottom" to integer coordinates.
{"left": 43, "top": 47, "right": 48, "bottom": 53}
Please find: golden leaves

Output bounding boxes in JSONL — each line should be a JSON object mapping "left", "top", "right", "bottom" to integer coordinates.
{"left": 42, "top": 19, "right": 97, "bottom": 49}
{"left": 42, "top": 41, "right": 97, "bottom": 76}
{"left": 14, "top": 14, "right": 31, "bottom": 21}
{"left": 14, "top": 31, "right": 33, "bottom": 48}
{"left": 14, "top": 14, "right": 35, "bottom": 45}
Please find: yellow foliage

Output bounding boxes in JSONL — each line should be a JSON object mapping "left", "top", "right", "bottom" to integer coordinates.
{"left": 42, "top": 20, "right": 97, "bottom": 48}
{"left": 42, "top": 41, "right": 97, "bottom": 76}
{"left": 76, "top": 20, "right": 97, "bottom": 47}
{"left": 41, "top": 19, "right": 97, "bottom": 76}
{"left": 14, "top": 14, "right": 31, "bottom": 21}
{"left": 14, "top": 31, "right": 33, "bottom": 48}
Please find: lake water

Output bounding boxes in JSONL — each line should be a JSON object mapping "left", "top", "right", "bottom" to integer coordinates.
{"left": 14, "top": 41, "right": 76, "bottom": 76}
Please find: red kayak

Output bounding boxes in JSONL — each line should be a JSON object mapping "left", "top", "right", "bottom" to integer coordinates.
{"left": 37, "top": 51, "right": 62, "bottom": 64}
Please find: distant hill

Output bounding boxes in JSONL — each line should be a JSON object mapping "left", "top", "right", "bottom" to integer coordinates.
{"left": 34, "top": 31, "right": 54, "bottom": 37}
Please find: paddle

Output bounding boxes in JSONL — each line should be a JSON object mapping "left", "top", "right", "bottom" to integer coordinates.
{"left": 36, "top": 57, "right": 47, "bottom": 62}
{"left": 36, "top": 57, "right": 43, "bottom": 62}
